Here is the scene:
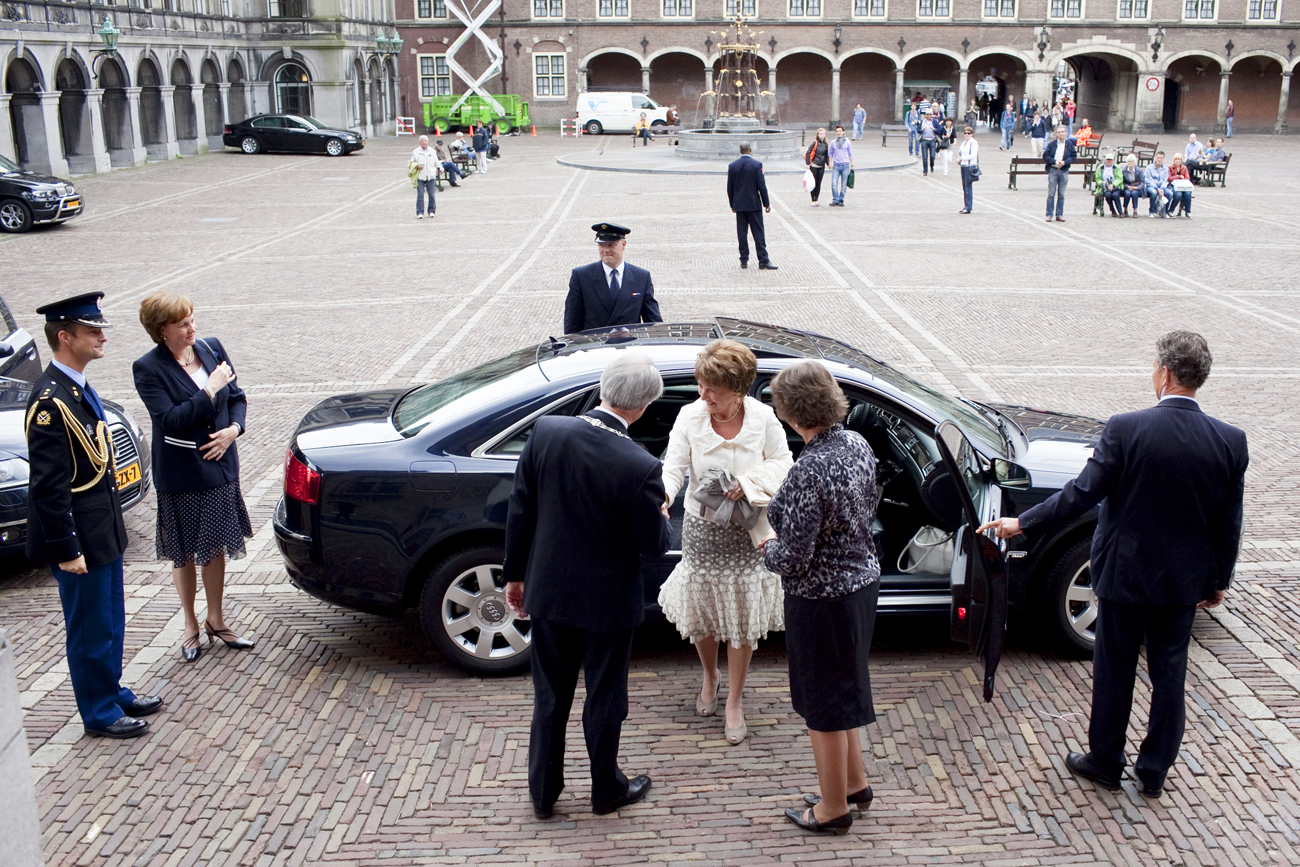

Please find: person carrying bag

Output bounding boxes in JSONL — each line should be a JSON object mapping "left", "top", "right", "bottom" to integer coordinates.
{"left": 958, "top": 126, "right": 980, "bottom": 214}
{"left": 804, "top": 129, "right": 829, "bottom": 207}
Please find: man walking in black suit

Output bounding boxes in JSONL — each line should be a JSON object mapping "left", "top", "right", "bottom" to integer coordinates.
{"left": 563, "top": 222, "right": 663, "bottom": 334}
{"left": 504, "top": 353, "right": 672, "bottom": 819}
{"left": 982, "top": 331, "right": 1248, "bottom": 798}
{"left": 726, "top": 142, "right": 778, "bottom": 270}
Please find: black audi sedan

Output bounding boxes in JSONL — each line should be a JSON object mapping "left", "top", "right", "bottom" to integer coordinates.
{"left": 274, "top": 321, "right": 1103, "bottom": 676}
{"left": 223, "top": 115, "right": 365, "bottom": 157}
{"left": 0, "top": 153, "right": 83, "bottom": 234}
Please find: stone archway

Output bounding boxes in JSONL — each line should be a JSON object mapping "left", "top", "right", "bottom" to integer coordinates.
{"left": 56, "top": 59, "right": 92, "bottom": 172}
{"left": 6, "top": 57, "right": 52, "bottom": 172}
{"left": 1228, "top": 55, "right": 1284, "bottom": 133}
{"left": 353, "top": 59, "right": 368, "bottom": 129}
{"left": 98, "top": 57, "right": 135, "bottom": 166}
{"left": 840, "top": 52, "right": 895, "bottom": 126}
{"left": 587, "top": 52, "right": 642, "bottom": 91}
{"left": 201, "top": 59, "right": 222, "bottom": 145}
{"left": 902, "top": 52, "right": 959, "bottom": 121}
{"left": 228, "top": 58, "right": 248, "bottom": 122}
{"left": 966, "top": 53, "right": 1026, "bottom": 125}
{"left": 1063, "top": 52, "right": 1141, "bottom": 131}
{"left": 172, "top": 59, "right": 199, "bottom": 153}
{"left": 139, "top": 58, "right": 168, "bottom": 158}
{"left": 367, "top": 58, "right": 384, "bottom": 130}
{"left": 648, "top": 51, "right": 706, "bottom": 122}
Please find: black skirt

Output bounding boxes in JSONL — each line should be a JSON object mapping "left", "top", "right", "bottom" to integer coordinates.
{"left": 156, "top": 479, "right": 253, "bottom": 568}
{"left": 784, "top": 581, "right": 880, "bottom": 732}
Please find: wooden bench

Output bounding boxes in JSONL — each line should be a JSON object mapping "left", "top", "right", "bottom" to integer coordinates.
{"left": 1199, "top": 152, "right": 1231, "bottom": 187}
{"left": 632, "top": 124, "right": 682, "bottom": 145}
{"left": 452, "top": 152, "right": 476, "bottom": 176}
{"left": 1115, "top": 138, "right": 1158, "bottom": 167}
{"left": 881, "top": 124, "right": 911, "bottom": 146}
{"left": 1007, "top": 155, "right": 1097, "bottom": 191}
{"left": 1076, "top": 131, "right": 1104, "bottom": 161}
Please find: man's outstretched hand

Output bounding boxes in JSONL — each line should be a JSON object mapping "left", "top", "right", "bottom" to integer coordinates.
{"left": 978, "top": 517, "right": 1022, "bottom": 539}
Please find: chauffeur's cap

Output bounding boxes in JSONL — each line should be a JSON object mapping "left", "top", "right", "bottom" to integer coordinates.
{"left": 36, "top": 292, "right": 112, "bottom": 328}
{"left": 592, "top": 222, "right": 631, "bottom": 243}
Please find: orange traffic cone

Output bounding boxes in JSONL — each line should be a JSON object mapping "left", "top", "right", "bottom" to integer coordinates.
{"left": 531, "top": 124, "right": 537, "bottom": 136}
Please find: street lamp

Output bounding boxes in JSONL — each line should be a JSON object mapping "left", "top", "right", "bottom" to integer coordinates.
{"left": 375, "top": 32, "right": 390, "bottom": 55}
{"left": 1150, "top": 27, "right": 1164, "bottom": 63}
{"left": 90, "top": 15, "right": 121, "bottom": 80}
{"left": 1037, "top": 27, "right": 1049, "bottom": 62}
{"left": 833, "top": 24, "right": 842, "bottom": 55}
{"left": 388, "top": 32, "right": 404, "bottom": 55}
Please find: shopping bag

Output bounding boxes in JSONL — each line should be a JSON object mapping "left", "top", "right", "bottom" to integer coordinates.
{"left": 802, "top": 168, "right": 815, "bottom": 191}
{"left": 846, "top": 169, "right": 856, "bottom": 189}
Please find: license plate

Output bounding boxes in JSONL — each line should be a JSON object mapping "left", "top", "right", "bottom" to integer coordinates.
{"left": 64, "top": 198, "right": 81, "bottom": 209}
{"left": 116, "top": 462, "right": 141, "bottom": 488}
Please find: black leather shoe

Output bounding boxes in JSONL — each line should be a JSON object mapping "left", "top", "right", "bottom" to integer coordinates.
{"left": 803, "top": 785, "right": 873, "bottom": 810}
{"left": 592, "top": 774, "right": 651, "bottom": 815}
{"left": 180, "top": 631, "right": 202, "bottom": 662}
{"left": 533, "top": 803, "right": 554, "bottom": 819}
{"left": 123, "top": 695, "right": 164, "bottom": 718}
{"left": 759, "top": 263, "right": 779, "bottom": 270}
{"left": 1139, "top": 781, "right": 1163, "bottom": 798}
{"left": 784, "top": 806, "right": 852, "bottom": 835}
{"left": 84, "top": 716, "right": 149, "bottom": 739}
{"left": 1065, "top": 751, "right": 1122, "bottom": 790}
{"left": 740, "top": 262, "right": 748, "bottom": 269}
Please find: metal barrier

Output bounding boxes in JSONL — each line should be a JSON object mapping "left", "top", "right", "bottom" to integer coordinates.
{"left": 560, "top": 119, "right": 583, "bottom": 137}
{"left": 396, "top": 117, "right": 416, "bottom": 136}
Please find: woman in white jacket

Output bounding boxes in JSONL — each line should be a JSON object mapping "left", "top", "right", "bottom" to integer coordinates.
{"left": 659, "top": 340, "right": 793, "bottom": 744}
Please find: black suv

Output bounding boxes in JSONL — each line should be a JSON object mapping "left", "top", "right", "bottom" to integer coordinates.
{"left": 0, "top": 154, "right": 83, "bottom": 234}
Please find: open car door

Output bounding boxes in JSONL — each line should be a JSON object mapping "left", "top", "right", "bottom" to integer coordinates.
{"left": 935, "top": 420, "right": 1008, "bottom": 703}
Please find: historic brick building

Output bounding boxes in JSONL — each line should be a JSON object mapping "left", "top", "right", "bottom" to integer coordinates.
{"left": 395, "top": 0, "right": 1297, "bottom": 134}
{"left": 2, "top": 1, "right": 400, "bottom": 177}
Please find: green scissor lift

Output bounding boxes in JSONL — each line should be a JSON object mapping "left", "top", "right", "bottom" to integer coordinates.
{"left": 423, "top": 94, "right": 531, "bottom": 135}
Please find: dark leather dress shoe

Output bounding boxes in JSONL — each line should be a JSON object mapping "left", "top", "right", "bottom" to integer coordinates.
{"left": 784, "top": 806, "right": 852, "bottom": 835}
{"left": 759, "top": 263, "right": 779, "bottom": 270}
{"left": 803, "top": 784, "right": 873, "bottom": 810}
{"left": 85, "top": 716, "right": 149, "bottom": 739}
{"left": 533, "top": 803, "right": 554, "bottom": 819}
{"left": 740, "top": 261, "right": 748, "bottom": 269}
{"left": 1065, "top": 751, "right": 1122, "bottom": 790}
{"left": 123, "top": 695, "right": 164, "bottom": 718}
{"left": 592, "top": 774, "right": 651, "bottom": 815}
{"left": 1139, "top": 781, "right": 1163, "bottom": 798}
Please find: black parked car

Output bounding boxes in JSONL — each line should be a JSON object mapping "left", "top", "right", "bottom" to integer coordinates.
{"left": 274, "top": 320, "right": 1104, "bottom": 676}
{"left": 0, "top": 153, "right": 83, "bottom": 234}
{"left": 0, "top": 293, "right": 44, "bottom": 383}
{"left": 223, "top": 115, "right": 365, "bottom": 156}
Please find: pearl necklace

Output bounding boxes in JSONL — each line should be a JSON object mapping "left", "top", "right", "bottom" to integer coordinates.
{"left": 173, "top": 347, "right": 196, "bottom": 367}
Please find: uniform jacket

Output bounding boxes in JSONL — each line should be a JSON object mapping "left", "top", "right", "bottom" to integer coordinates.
{"left": 503, "top": 409, "right": 670, "bottom": 631}
{"left": 1018, "top": 397, "right": 1248, "bottom": 606}
{"left": 25, "top": 364, "right": 128, "bottom": 566}
{"left": 727, "top": 154, "right": 770, "bottom": 211}
{"left": 1043, "top": 136, "right": 1076, "bottom": 169}
{"left": 132, "top": 338, "right": 247, "bottom": 494}
{"left": 563, "top": 262, "right": 662, "bottom": 334}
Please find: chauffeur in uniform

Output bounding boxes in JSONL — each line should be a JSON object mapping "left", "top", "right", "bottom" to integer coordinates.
{"left": 26, "top": 292, "right": 163, "bottom": 739}
{"left": 563, "top": 223, "right": 663, "bottom": 335}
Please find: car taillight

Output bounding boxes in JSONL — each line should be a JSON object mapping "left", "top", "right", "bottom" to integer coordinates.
{"left": 284, "top": 448, "right": 320, "bottom": 504}
{"left": 957, "top": 606, "right": 967, "bottom": 621}
{"left": 224, "top": 125, "right": 232, "bottom": 134}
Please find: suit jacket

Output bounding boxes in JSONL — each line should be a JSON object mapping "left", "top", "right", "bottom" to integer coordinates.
{"left": 563, "top": 262, "right": 662, "bottom": 334}
{"left": 503, "top": 409, "right": 670, "bottom": 631}
{"left": 25, "top": 364, "right": 128, "bottom": 566}
{"left": 132, "top": 338, "right": 248, "bottom": 493}
{"left": 1043, "top": 137, "right": 1076, "bottom": 169}
{"left": 1018, "top": 397, "right": 1248, "bottom": 606}
{"left": 727, "top": 154, "right": 770, "bottom": 212}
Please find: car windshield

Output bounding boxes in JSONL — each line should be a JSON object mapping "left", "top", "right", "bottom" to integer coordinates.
{"left": 393, "top": 346, "right": 538, "bottom": 437}
{"left": 0, "top": 154, "right": 19, "bottom": 173}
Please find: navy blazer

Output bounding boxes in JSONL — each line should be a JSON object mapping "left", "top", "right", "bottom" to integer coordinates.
{"left": 1043, "top": 136, "right": 1076, "bottom": 169}
{"left": 132, "top": 338, "right": 248, "bottom": 494}
{"left": 563, "top": 261, "right": 662, "bottom": 334}
{"left": 1018, "top": 397, "right": 1248, "bottom": 606}
{"left": 727, "top": 154, "right": 770, "bottom": 212}
{"left": 503, "top": 409, "right": 670, "bottom": 631}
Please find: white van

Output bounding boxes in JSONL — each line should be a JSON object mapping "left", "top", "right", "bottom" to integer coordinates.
{"left": 576, "top": 92, "right": 670, "bottom": 135}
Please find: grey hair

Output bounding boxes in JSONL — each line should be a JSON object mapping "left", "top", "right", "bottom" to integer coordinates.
{"left": 1156, "top": 331, "right": 1213, "bottom": 390}
{"left": 600, "top": 352, "right": 664, "bottom": 411}
{"left": 739, "top": 141, "right": 752, "bottom": 153}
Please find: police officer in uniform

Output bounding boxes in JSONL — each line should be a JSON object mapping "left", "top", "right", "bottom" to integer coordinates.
{"left": 563, "top": 223, "right": 663, "bottom": 335}
{"left": 26, "top": 293, "right": 162, "bottom": 739}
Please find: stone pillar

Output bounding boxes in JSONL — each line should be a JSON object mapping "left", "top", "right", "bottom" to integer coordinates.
{"left": 830, "top": 67, "right": 840, "bottom": 127}
{"left": 218, "top": 82, "right": 231, "bottom": 126}
{"left": 767, "top": 68, "right": 777, "bottom": 120}
{"left": 641, "top": 67, "right": 650, "bottom": 94}
{"left": 124, "top": 87, "right": 148, "bottom": 165}
{"left": 1275, "top": 72, "right": 1291, "bottom": 135}
{"left": 0, "top": 95, "right": 14, "bottom": 162}
{"left": 157, "top": 85, "right": 181, "bottom": 160}
{"left": 957, "top": 68, "right": 968, "bottom": 119}
{"left": 190, "top": 85, "right": 209, "bottom": 154}
{"left": 705, "top": 67, "right": 715, "bottom": 123}
{"left": 84, "top": 89, "right": 113, "bottom": 173}
{"left": 38, "top": 92, "right": 71, "bottom": 177}
{"left": 1025, "top": 69, "right": 1053, "bottom": 110}
{"left": 894, "top": 67, "right": 905, "bottom": 121}
{"left": 1216, "top": 71, "right": 1230, "bottom": 132}
{"left": 1132, "top": 70, "right": 1165, "bottom": 133}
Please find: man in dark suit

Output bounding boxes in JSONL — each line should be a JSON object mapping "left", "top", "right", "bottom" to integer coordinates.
{"left": 26, "top": 293, "right": 163, "bottom": 739}
{"left": 563, "top": 222, "right": 663, "bottom": 334}
{"left": 1042, "top": 125, "right": 1076, "bottom": 222}
{"left": 982, "top": 331, "right": 1248, "bottom": 798}
{"left": 504, "top": 353, "right": 671, "bottom": 819}
{"left": 726, "top": 142, "right": 778, "bottom": 270}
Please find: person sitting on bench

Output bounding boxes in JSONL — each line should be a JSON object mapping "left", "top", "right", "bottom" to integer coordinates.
{"left": 1144, "top": 151, "right": 1172, "bottom": 218}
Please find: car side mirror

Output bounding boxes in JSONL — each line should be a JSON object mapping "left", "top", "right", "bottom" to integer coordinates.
{"left": 992, "top": 458, "right": 1031, "bottom": 490}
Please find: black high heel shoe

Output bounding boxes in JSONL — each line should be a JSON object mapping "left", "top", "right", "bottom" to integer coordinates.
{"left": 784, "top": 806, "right": 852, "bottom": 835}
{"left": 204, "top": 620, "right": 254, "bottom": 650}
{"left": 180, "top": 631, "right": 202, "bottom": 662}
{"left": 803, "top": 785, "right": 873, "bottom": 810}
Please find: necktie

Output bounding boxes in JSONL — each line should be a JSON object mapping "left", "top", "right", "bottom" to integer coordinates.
{"left": 83, "top": 382, "right": 105, "bottom": 421}
{"left": 609, "top": 269, "right": 621, "bottom": 303}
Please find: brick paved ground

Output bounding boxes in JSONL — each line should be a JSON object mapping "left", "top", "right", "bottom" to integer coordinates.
{"left": 1, "top": 130, "right": 1299, "bottom": 866}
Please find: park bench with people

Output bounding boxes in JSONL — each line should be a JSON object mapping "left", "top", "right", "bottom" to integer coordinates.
{"left": 1007, "top": 155, "right": 1097, "bottom": 191}
{"left": 1076, "top": 132, "right": 1105, "bottom": 161}
{"left": 633, "top": 125, "right": 682, "bottom": 145}
{"left": 1115, "top": 139, "right": 1158, "bottom": 167}
{"left": 880, "top": 124, "right": 911, "bottom": 146}
{"left": 1200, "top": 152, "right": 1232, "bottom": 187}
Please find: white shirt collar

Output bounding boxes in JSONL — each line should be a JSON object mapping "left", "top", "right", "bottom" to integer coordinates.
{"left": 602, "top": 261, "right": 625, "bottom": 284}
{"left": 51, "top": 358, "right": 87, "bottom": 387}
{"left": 592, "top": 407, "right": 628, "bottom": 429}
{"left": 1159, "top": 394, "right": 1199, "bottom": 406}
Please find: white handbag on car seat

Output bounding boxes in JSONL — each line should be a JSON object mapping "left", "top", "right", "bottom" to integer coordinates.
{"left": 897, "top": 525, "right": 955, "bottom": 574}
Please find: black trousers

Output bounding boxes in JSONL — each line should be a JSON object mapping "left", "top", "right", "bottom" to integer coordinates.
{"left": 735, "top": 210, "right": 769, "bottom": 265}
{"left": 809, "top": 166, "right": 825, "bottom": 202}
{"left": 528, "top": 617, "right": 634, "bottom": 809}
{"left": 1089, "top": 598, "right": 1197, "bottom": 788}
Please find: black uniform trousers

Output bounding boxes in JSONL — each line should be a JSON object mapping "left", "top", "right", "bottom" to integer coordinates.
{"left": 734, "top": 210, "right": 770, "bottom": 266}
{"left": 1089, "top": 598, "right": 1197, "bottom": 789}
{"left": 528, "top": 617, "right": 634, "bottom": 810}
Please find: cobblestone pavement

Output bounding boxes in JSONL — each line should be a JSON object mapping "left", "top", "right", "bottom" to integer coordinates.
{"left": 1, "top": 131, "right": 1299, "bottom": 866}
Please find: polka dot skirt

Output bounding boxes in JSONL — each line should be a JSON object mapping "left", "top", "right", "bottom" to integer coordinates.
{"left": 156, "top": 479, "right": 254, "bottom": 568}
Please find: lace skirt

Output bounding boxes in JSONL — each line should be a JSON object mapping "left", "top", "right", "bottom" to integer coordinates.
{"left": 658, "top": 512, "right": 784, "bottom": 648}
{"left": 156, "top": 479, "right": 253, "bottom": 568}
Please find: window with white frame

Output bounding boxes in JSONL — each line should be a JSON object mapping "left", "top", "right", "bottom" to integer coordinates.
{"left": 726, "top": 0, "right": 756, "bottom": 13}
{"left": 416, "top": 0, "right": 447, "bottom": 17}
{"left": 663, "top": 0, "right": 692, "bottom": 14}
{"left": 1183, "top": 0, "right": 1214, "bottom": 16}
{"left": 1117, "top": 0, "right": 1147, "bottom": 17}
{"left": 789, "top": 0, "right": 821, "bottom": 13}
{"left": 419, "top": 55, "right": 451, "bottom": 97}
{"left": 983, "top": 0, "right": 1015, "bottom": 15}
{"left": 1246, "top": 0, "right": 1274, "bottom": 15}
{"left": 853, "top": 0, "right": 885, "bottom": 13}
{"left": 535, "top": 54, "right": 565, "bottom": 98}
{"left": 599, "top": 0, "right": 629, "bottom": 13}
{"left": 533, "top": 0, "right": 563, "bottom": 16}
{"left": 917, "top": 0, "right": 950, "bottom": 15}
{"left": 1049, "top": 0, "right": 1081, "bottom": 16}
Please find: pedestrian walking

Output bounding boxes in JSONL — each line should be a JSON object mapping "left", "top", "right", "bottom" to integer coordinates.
{"left": 917, "top": 112, "right": 939, "bottom": 175}
{"left": 26, "top": 293, "right": 163, "bottom": 739}
{"left": 964, "top": 100, "right": 978, "bottom": 132}
{"left": 1224, "top": 99, "right": 1234, "bottom": 137}
{"left": 1065, "top": 98, "right": 1076, "bottom": 134}
{"left": 1043, "top": 126, "right": 1075, "bottom": 222}
{"left": 999, "top": 103, "right": 1016, "bottom": 151}
{"left": 906, "top": 104, "right": 920, "bottom": 156}
{"left": 563, "top": 223, "right": 663, "bottom": 333}
{"left": 828, "top": 126, "right": 853, "bottom": 204}
{"left": 805, "top": 128, "right": 829, "bottom": 206}
{"left": 1029, "top": 112, "right": 1047, "bottom": 158}
{"left": 727, "top": 142, "right": 778, "bottom": 269}
{"left": 409, "top": 134, "right": 438, "bottom": 219}
{"left": 939, "top": 118, "right": 956, "bottom": 175}
{"left": 132, "top": 292, "right": 254, "bottom": 663}
{"left": 852, "top": 103, "right": 865, "bottom": 141}
{"left": 958, "top": 126, "right": 979, "bottom": 214}
{"left": 981, "top": 331, "right": 1247, "bottom": 801}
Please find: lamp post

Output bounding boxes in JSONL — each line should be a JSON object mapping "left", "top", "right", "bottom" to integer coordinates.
{"left": 375, "top": 32, "right": 390, "bottom": 56}
{"left": 1037, "top": 27, "right": 1049, "bottom": 62}
{"left": 833, "top": 24, "right": 842, "bottom": 55}
{"left": 388, "top": 32, "right": 404, "bottom": 55}
{"left": 90, "top": 15, "right": 121, "bottom": 80}
{"left": 1150, "top": 27, "right": 1164, "bottom": 63}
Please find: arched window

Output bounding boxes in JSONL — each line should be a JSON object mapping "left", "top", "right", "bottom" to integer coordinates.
{"left": 275, "top": 63, "right": 312, "bottom": 115}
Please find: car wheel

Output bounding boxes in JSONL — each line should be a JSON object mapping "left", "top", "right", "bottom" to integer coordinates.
{"left": 651, "top": 119, "right": 666, "bottom": 127}
{"left": 419, "top": 546, "right": 531, "bottom": 675}
{"left": 1043, "top": 538, "right": 1096, "bottom": 657}
{"left": 325, "top": 138, "right": 345, "bottom": 157}
{"left": 0, "top": 199, "right": 33, "bottom": 233}
{"left": 585, "top": 120, "right": 603, "bottom": 135}
{"left": 240, "top": 136, "right": 261, "bottom": 154}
